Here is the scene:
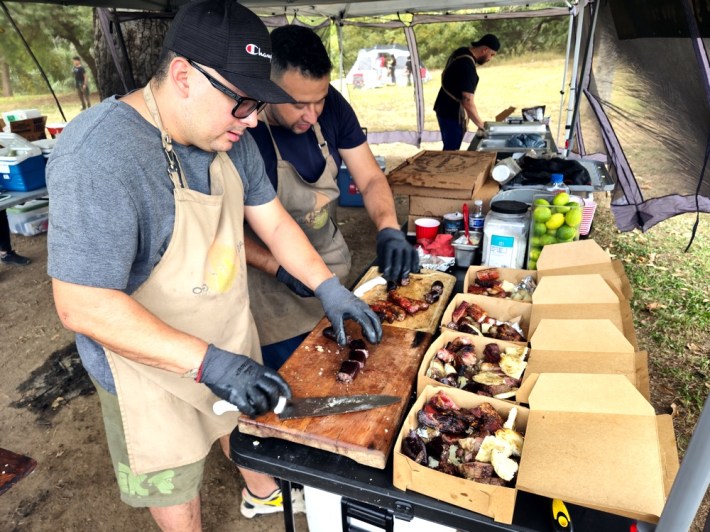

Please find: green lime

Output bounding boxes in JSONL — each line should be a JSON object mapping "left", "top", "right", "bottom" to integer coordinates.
{"left": 565, "top": 208, "right": 583, "bottom": 228}
{"left": 554, "top": 204, "right": 571, "bottom": 214}
{"left": 552, "top": 192, "right": 570, "bottom": 206}
{"left": 527, "top": 259, "right": 537, "bottom": 270}
{"left": 540, "top": 234, "right": 558, "bottom": 246}
{"left": 533, "top": 206, "right": 552, "bottom": 223}
{"left": 528, "top": 247, "right": 542, "bottom": 261}
{"left": 533, "top": 222, "right": 547, "bottom": 236}
{"left": 547, "top": 228, "right": 557, "bottom": 235}
{"left": 556, "top": 225, "right": 577, "bottom": 242}
{"left": 530, "top": 236, "right": 542, "bottom": 247}
{"left": 545, "top": 212, "right": 565, "bottom": 230}
{"left": 533, "top": 198, "right": 550, "bottom": 206}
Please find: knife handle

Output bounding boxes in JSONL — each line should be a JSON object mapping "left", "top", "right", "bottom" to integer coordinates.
{"left": 213, "top": 396, "right": 287, "bottom": 416}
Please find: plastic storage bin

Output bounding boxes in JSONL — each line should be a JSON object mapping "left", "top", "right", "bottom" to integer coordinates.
{"left": 7, "top": 198, "right": 49, "bottom": 236}
{"left": 338, "top": 155, "right": 386, "bottom": 207}
{"left": 0, "top": 133, "right": 45, "bottom": 191}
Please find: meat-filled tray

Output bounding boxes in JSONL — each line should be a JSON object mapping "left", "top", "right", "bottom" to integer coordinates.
{"left": 238, "top": 318, "right": 433, "bottom": 468}
{"left": 352, "top": 267, "right": 456, "bottom": 334}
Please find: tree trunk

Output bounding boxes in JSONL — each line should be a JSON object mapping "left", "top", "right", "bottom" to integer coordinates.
{"left": 0, "top": 58, "right": 12, "bottom": 97}
{"left": 93, "top": 13, "right": 171, "bottom": 100}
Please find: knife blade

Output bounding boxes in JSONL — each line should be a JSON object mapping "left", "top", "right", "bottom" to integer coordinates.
{"left": 213, "top": 394, "right": 399, "bottom": 420}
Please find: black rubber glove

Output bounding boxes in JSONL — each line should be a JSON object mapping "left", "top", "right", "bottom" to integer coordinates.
{"left": 276, "top": 266, "right": 315, "bottom": 298}
{"left": 376, "top": 227, "right": 420, "bottom": 283}
{"left": 198, "top": 345, "right": 291, "bottom": 418}
{"left": 314, "top": 276, "right": 383, "bottom": 346}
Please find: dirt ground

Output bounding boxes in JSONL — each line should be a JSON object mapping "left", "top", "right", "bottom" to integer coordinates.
{"left": 0, "top": 193, "right": 393, "bottom": 531}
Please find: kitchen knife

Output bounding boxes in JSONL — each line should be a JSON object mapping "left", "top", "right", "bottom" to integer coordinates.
{"left": 213, "top": 394, "right": 399, "bottom": 420}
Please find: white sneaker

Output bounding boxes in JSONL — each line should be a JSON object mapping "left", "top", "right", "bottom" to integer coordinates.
{"left": 240, "top": 486, "right": 305, "bottom": 518}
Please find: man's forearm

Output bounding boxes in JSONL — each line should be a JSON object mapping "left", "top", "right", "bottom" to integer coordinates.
{"left": 244, "top": 234, "right": 279, "bottom": 276}
{"left": 360, "top": 177, "right": 400, "bottom": 232}
{"left": 462, "top": 93, "right": 484, "bottom": 129}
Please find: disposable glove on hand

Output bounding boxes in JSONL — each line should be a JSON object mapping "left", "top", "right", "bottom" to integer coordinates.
{"left": 314, "top": 276, "right": 383, "bottom": 346}
{"left": 376, "top": 228, "right": 420, "bottom": 283}
{"left": 198, "top": 345, "right": 291, "bottom": 418}
{"left": 276, "top": 266, "right": 315, "bottom": 297}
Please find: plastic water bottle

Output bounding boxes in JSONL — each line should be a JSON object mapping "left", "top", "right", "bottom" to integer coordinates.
{"left": 469, "top": 199, "right": 485, "bottom": 234}
{"left": 546, "top": 173, "right": 569, "bottom": 196}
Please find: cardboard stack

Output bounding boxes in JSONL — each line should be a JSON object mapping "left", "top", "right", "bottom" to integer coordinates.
{"left": 0, "top": 116, "right": 48, "bottom": 142}
{"left": 394, "top": 239, "right": 679, "bottom": 525}
{"left": 387, "top": 150, "right": 498, "bottom": 233}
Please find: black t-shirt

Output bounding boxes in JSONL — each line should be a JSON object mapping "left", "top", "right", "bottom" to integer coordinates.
{"left": 73, "top": 65, "right": 86, "bottom": 87}
{"left": 433, "top": 47, "right": 479, "bottom": 118}
{"left": 249, "top": 85, "right": 366, "bottom": 189}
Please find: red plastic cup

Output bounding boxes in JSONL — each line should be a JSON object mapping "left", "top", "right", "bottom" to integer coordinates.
{"left": 46, "top": 123, "right": 66, "bottom": 139}
{"left": 415, "top": 218, "right": 440, "bottom": 241}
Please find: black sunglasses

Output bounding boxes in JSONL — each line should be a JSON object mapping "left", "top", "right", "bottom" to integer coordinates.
{"left": 188, "top": 60, "right": 266, "bottom": 119}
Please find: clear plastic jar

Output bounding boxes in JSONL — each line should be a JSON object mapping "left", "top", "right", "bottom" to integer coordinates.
{"left": 481, "top": 200, "right": 529, "bottom": 269}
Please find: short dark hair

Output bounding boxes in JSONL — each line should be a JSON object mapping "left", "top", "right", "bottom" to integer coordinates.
{"left": 270, "top": 25, "right": 332, "bottom": 80}
{"left": 153, "top": 50, "right": 178, "bottom": 85}
{"left": 73, "top": 56, "right": 81, "bottom": 61}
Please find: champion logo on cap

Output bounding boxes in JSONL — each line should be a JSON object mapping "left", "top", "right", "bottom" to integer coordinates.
{"left": 245, "top": 44, "right": 271, "bottom": 60}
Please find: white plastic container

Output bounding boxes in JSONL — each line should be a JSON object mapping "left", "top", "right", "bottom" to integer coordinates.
{"left": 7, "top": 199, "right": 49, "bottom": 236}
{"left": 481, "top": 200, "right": 529, "bottom": 269}
{"left": 304, "top": 486, "right": 456, "bottom": 532}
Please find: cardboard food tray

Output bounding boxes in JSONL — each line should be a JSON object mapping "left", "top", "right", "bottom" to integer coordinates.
{"left": 518, "top": 318, "right": 650, "bottom": 400}
{"left": 394, "top": 377, "right": 679, "bottom": 525}
{"left": 440, "top": 292, "right": 532, "bottom": 345}
{"left": 536, "top": 239, "right": 633, "bottom": 300}
{"left": 389, "top": 150, "right": 496, "bottom": 199}
{"left": 353, "top": 266, "right": 456, "bottom": 334}
{"left": 416, "top": 328, "right": 528, "bottom": 398}
{"left": 393, "top": 384, "right": 528, "bottom": 524}
{"left": 463, "top": 265, "right": 538, "bottom": 302}
{"left": 529, "top": 273, "right": 638, "bottom": 349}
{"left": 238, "top": 317, "right": 433, "bottom": 469}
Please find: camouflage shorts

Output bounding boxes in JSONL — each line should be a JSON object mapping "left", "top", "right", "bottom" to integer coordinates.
{"left": 93, "top": 381, "right": 205, "bottom": 508}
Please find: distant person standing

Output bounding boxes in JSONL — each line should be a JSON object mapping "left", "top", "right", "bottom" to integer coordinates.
{"left": 388, "top": 55, "right": 397, "bottom": 84}
{"left": 0, "top": 210, "right": 31, "bottom": 266}
{"left": 405, "top": 57, "right": 413, "bottom": 86}
{"left": 434, "top": 34, "right": 500, "bottom": 150}
{"left": 72, "top": 56, "right": 91, "bottom": 110}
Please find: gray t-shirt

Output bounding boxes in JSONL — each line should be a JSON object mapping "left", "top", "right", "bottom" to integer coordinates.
{"left": 46, "top": 96, "right": 276, "bottom": 393}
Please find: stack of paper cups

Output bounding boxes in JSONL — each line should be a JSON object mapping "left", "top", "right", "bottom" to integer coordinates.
{"left": 580, "top": 197, "right": 597, "bottom": 236}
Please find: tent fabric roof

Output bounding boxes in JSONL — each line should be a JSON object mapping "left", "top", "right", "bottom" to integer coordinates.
{"left": 9, "top": 0, "right": 568, "bottom": 18}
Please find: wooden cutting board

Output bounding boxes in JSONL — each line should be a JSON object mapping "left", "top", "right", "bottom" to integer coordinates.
{"left": 353, "top": 267, "right": 456, "bottom": 334}
{"left": 238, "top": 318, "right": 432, "bottom": 468}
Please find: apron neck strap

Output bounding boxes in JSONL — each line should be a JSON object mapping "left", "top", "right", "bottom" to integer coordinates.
{"left": 264, "top": 116, "right": 330, "bottom": 162}
{"left": 143, "top": 83, "right": 186, "bottom": 189}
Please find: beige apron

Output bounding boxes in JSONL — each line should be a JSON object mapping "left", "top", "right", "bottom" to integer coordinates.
{"left": 103, "top": 84, "right": 261, "bottom": 475}
{"left": 246, "top": 121, "right": 351, "bottom": 345}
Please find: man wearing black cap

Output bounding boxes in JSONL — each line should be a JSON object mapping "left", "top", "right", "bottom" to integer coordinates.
{"left": 434, "top": 33, "right": 501, "bottom": 150}
{"left": 46, "top": 0, "right": 382, "bottom": 529}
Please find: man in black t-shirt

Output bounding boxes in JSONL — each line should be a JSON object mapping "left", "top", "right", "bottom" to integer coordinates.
{"left": 72, "top": 56, "right": 90, "bottom": 110}
{"left": 433, "top": 34, "right": 500, "bottom": 150}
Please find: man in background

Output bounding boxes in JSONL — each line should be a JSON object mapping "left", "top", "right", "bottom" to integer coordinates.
{"left": 434, "top": 34, "right": 500, "bottom": 150}
{"left": 247, "top": 25, "right": 418, "bottom": 370}
{"left": 72, "top": 56, "right": 91, "bottom": 110}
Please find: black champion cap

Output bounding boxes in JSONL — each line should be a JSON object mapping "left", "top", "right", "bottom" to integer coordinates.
{"left": 163, "top": 0, "right": 294, "bottom": 104}
{"left": 471, "top": 34, "right": 501, "bottom": 52}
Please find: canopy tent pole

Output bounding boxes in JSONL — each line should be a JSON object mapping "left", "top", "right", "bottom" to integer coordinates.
{"left": 336, "top": 19, "right": 345, "bottom": 95}
{"left": 566, "top": 0, "right": 599, "bottom": 157}
{"left": 404, "top": 24, "right": 424, "bottom": 147}
{"left": 556, "top": 3, "right": 574, "bottom": 148}
{"left": 561, "top": 0, "right": 584, "bottom": 157}
{"left": 0, "top": 0, "right": 66, "bottom": 122}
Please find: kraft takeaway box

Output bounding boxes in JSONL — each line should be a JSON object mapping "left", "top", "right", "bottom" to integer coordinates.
{"left": 394, "top": 377, "right": 678, "bottom": 524}
{"left": 516, "top": 373, "right": 678, "bottom": 523}
{"left": 417, "top": 328, "right": 528, "bottom": 397}
{"left": 529, "top": 274, "right": 638, "bottom": 349}
{"left": 393, "top": 385, "right": 529, "bottom": 524}
{"left": 536, "top": 239, "right": 633, "bottom": 300}
{"left": 518, "top": 319, "right": 650, "bottom": 400}
{"left": 389, "top": 150, "right": 496, "bottom": 200}
{"left": 463, "top": 265, "right": 537, "bottom": 302}
{"left": 441, "top": 293, "right": 532, "bottom": 345}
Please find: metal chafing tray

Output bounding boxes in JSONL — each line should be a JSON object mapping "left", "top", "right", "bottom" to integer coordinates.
{"left": 500, "top": 158, "right": 616, "bottom": 194}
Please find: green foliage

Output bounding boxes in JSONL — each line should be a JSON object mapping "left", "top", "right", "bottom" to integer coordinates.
{"left": 0, "top": 4, "right": 93, "bottom": 94}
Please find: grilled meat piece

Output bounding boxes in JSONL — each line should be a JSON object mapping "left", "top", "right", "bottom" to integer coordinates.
{"left": 336, "top": 360, "right": 361, "bottom": 384}
{"left": 475, "top": 268, "right": 500, "bottom": 288}
{"left": 467, "top": 284, "right": 490, "bottom": 295}
{"left": 424, "top": 291, "right": 441, "bottom": 304}
{"left": 387, "top": 290, "right": 429, "bottom": 315}
{"left": 323, "top": 326, "right": 350, "bottom": 343}
{"left": 431, "top": 280, "right": 444, "bottom": 294}
{"left": 349, "top": 338, "right": 369, "bottom": 356}
{"left": 482, "top": 343, "right": 502, "bottom": 364}
{"left": 496, "top": 323, "right": 525, "bottom": 342}
{"left": 460, "top": 461, "right": 494, "bottom": 481}
{"left": 348, "top": 350, "right": 367, "bottom": 368}
{"left": 451, "top": 301, "right": 470, "bottom": 323}
{"left": 471, "top": 402, "right": 505, "bottom": 435}
{"left": 369, "top": 300, "right": 406, "bottom": 322}
{"left": 402, "top": 430, "right": 428, "bottom": 465}
{"left": 466, "top": 303, "right": 488, "bottom": 323}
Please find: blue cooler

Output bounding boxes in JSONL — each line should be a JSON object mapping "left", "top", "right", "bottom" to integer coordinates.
{"left": 337, "top": 155, "right": 385, "bottom": 208}
{"left": 0, "top": 133, "right": 46, "bottom": 191}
